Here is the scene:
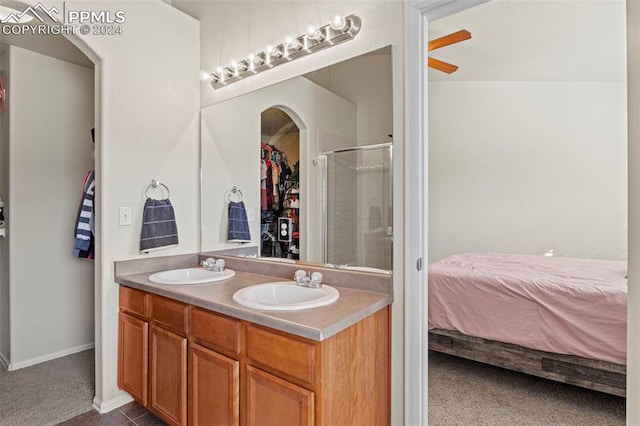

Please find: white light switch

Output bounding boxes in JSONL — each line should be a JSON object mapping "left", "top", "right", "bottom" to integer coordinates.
{"left": 119, "top": 206, "right": 132, "bottom": 226}
{"left": 247, "top": 208, "right": 255, "bottom": 222}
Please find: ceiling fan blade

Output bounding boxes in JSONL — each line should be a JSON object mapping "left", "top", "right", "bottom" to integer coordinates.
{"left": 428, "top": 30, "right": 471, "bottom": 52}
{"left": 428, "top": 57, "right": 459, "bottom": 74}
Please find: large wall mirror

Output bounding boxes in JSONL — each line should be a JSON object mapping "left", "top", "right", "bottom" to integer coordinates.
{"left": 201, "top": 46, "right": 393, "bottom": 270}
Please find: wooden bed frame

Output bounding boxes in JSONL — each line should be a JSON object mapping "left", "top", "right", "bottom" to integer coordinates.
{"left": 429, "top": 329, "right": 626, "bottom": 397}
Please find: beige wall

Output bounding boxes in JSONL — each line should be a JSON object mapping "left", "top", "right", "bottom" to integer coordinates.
{"left": 427, "top": 0, "right": 627, "bottom": 264}
{"left": 87, "top": 2, "right": 200, "bottom": 410}
{"left": 7, "top": 46, "right": 95, "bottom": 368}
{"left": 305, "top": 52, "right": 393, "bottom": 146}
{"left": 429, "top": 82, "right": 627, "bottom": 263}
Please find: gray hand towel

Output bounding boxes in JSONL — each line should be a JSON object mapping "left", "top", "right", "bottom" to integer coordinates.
{"left": 228, "top": 201, "right": 251, "bottom": 242}
{"left": 140, "top": 198, "right": 179, "bottom": 253}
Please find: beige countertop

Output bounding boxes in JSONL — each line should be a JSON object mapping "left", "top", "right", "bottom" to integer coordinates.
{"left": 116, "top": 268, "right": 392, "bottom": 341}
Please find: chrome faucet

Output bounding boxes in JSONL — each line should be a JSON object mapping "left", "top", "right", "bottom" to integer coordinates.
{"left": 200, "top": 257, "right": 226, "bottom": 272}
{"left": 294, "top": 270, "right": 323, "bottom": 288}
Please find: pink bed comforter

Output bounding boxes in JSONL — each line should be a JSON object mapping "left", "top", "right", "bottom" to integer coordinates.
{"left": 428, "top": 252, "right": 627, "bottom": 365}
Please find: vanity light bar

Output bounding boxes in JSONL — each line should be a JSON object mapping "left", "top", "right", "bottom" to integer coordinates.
{"left": 201, "top": 14, "right": 362, "bottom": 89}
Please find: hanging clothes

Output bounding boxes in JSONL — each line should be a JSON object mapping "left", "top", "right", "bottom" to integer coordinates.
{"left": 261, "top": 159, "right": 268, "bottom": 211}
{"left": 271, "top": 161, "right": 280, "bottom": 210}
{"left": 73, "top": 169, "right": 95, "bottom": 258}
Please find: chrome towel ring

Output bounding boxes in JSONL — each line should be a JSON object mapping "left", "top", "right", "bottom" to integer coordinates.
{"left": 228, "top": 186, "right": 244, "bottom": 202}
{"left": 145, "top": 179, "right": 170, "bottom": 199}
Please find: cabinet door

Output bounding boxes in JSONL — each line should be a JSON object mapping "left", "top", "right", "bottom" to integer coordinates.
{"left": 118, "top": 312, "right": 148, "bottom": 406}
{"left": 189, "top": 343, "right": 239, "bottom": 426}
{"left": 245, "top": 365, "right": 314, "bottom": 426}
{"left": 149, "top": 324, "right": 187, "bottom": 426}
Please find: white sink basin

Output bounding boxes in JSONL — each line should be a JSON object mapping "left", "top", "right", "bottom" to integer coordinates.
{"left": 148, "top": 268, "right": 235, "bottom": 285}
{"left": 232, "top": 282, "right": 339, "bottom": 311}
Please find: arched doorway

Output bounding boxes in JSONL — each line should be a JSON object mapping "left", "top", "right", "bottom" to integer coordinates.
{"left": 260, "top": 107, "right": 301, "bottom": 259}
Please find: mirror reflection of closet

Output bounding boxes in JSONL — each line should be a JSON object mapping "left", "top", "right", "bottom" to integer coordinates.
{"left": 260, "top": 108, "right": 301, "bottom": 259}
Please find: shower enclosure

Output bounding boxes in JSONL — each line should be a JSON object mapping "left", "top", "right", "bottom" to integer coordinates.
{"left": 323, "top": 143, "right": 393, "bottom": 270}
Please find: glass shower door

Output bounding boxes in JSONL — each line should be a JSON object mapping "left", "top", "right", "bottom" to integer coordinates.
{"left": 324, "top": 144, "right": 392, "bottom": 270}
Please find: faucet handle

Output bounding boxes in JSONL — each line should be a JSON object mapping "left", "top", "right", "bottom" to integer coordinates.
{"left": 202, "top": 257, "right": 225, "bottom": 271}
{"left": 310, "top": 272, "right": 323, "bottom": 286}
{"left": 201, "top": 258, "right": 215, "bottom": 268}
{"left": 294, "top": 270, "right": 307, "bottom": 282}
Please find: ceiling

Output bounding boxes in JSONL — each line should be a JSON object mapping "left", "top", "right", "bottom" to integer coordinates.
{"left": 261, "top": 108, "right": 299, "bottom": 137}
{"left": 428, "top": 0, "right": 626, "bottom": 82}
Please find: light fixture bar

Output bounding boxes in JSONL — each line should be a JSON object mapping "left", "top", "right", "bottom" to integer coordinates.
{"left": 207, "top": 14, "right": 361, "bottom": 89}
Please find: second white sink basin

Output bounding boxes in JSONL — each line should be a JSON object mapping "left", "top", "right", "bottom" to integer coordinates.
{"left": 232, "top": 282, "right": 339, "bottom": 311}
{"left": 148, "top": 268, "right": 235, "bottom": 285}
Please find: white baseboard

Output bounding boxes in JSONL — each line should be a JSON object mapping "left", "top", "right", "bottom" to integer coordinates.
{"left": 0, "top": 349, "right": 8, "bottom": 369}
{"left": 7, "top": 342, "right": 95, "bottom": 371}
{"left": 93, "top": 392, "right": 133, "bottom": 413}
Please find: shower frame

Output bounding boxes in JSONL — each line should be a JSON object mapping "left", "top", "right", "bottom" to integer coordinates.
{"left": 320, "top": 142, "right": 393, "bottom": 265}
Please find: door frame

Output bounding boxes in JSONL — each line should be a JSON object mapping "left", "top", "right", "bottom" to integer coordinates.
{"left": 404, "top": 1, "right": 490, "bottom": 424}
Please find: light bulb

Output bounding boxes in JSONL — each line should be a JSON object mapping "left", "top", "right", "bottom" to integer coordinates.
{"left": 305, "top": 22, "right": 323, "bottom": 41}
{"left": 215, "top": 66, "right": 225, "bottom": 82}
{"left": 285, "top": 35, "right": 301, "bottom": 50}
{"left": 199, "top": 69, "right": 213, "bottom": 82}
{"left": 305, "top": 23, "right": 317, "bottom": 37}
{"left": 329, "top": 11, "right": 347, "bottom": 31}
{"left": 265, "top": 43, "right": 281, "bottom": 59}
{"left": 248, "top": 52, "right": 263, "bottom": 70}
{"left": 230, "top": 59, "right": 240, "bottom": 76}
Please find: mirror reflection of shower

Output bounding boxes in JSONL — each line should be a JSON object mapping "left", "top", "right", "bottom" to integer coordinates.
{"left": 323, "top": 142, "right": 393, "bottom": 270}
{"left": 260, "top": 107, "right": 301, "bottom": 259}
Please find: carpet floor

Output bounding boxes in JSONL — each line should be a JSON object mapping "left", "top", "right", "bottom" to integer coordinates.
{"left": 0, "top": 349, "right": 95, "bottom": 426}
{"left": 428, "top": 350, "right": 626, "bottom": 425}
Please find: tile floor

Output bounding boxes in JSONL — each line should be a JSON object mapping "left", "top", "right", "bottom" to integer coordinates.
{"left": 56, "top": 402, "right": 166, "bottom": 425}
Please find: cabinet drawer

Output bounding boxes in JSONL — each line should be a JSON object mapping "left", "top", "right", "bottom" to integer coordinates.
{"left": 190, "top": 308, "right": 241, "bottom": 355}
{"left": 151, "top": 294, "right": 188, "bottom": 335}
{"left": 246, "top": 325, "right": 316, "bottom": 386}
{"left": 120, "top": 286, "right": 149, "bottom": 319}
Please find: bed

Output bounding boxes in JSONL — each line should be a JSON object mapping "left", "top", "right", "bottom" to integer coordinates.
{"left": 428, "top": 252, "right": 627, "bottom": 396}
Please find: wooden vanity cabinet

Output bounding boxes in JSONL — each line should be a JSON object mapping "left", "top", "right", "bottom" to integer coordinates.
{"left": 118, "top": 312, "right": 148, "bottom": 406}
{"left": 243, "top": 310, "right": 390, "bottom": 426}
{"left": 245, "top": 364, "right": 314, "bottom": 426}
{"left": 148, "top": 295, "right": 189, "bottom": 426}
{"left": 189, "top": 307, "right": 241, "bottom": 426}
{"left": 118, "top": 286, "right": 390, "bottom": 426}
{"left": 118, "top": 287, "right": 150, "bottom": 406}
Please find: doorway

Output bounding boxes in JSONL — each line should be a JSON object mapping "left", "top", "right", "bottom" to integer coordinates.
{"left": 260, "top": 107, "right": 301, "bottom": 259}
{"left": 0, "top": 36, "right": 97, "bottom": 425}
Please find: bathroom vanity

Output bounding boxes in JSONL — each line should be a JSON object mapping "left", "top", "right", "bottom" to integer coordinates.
{"left": 115, "top": 255, "right": 392, "bottom": 426}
